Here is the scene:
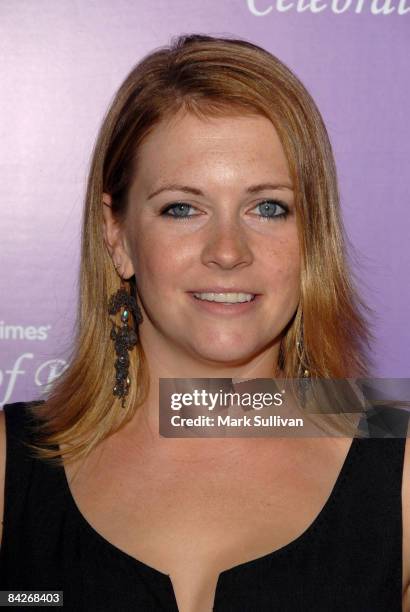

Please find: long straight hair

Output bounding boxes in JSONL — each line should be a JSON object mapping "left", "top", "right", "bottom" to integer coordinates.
{"left": 25, "top": 34, "right": 374, "bottom": 466}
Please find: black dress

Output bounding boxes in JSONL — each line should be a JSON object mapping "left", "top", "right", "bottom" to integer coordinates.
{"left": 0, "top": 401, "right": 407, "bottom": 611}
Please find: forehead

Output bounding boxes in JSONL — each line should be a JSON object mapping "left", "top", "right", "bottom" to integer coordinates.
{"left": 133, "top": 110, "right": 291, "bottom": 185}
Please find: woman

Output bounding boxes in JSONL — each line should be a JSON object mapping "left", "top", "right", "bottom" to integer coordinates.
{"left": 1, "top": 34, "right": 409, "bottom": 611}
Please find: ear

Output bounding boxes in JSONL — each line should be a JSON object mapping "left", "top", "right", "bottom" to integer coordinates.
{"left": 102, "top": 193, "right": 135, "bottom": 279}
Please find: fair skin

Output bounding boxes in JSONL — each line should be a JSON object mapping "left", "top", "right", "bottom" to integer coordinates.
{"left": 1, "top": 111, "right": 409, "bottom": 611}
{"left": 103, "top": 110, "right": 301, "bottom": 443}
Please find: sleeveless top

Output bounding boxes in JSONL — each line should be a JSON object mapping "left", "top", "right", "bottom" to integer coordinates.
{"left": 0, "top": 401, "right": 407, "bottom": 611}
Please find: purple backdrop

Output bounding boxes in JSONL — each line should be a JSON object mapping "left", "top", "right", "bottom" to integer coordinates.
{"left": 1, "top": 0, "right": 409, "bottom": 406}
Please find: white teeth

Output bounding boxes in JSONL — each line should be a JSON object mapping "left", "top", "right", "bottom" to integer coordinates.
{"left": 193, "top": 292, "right": 255, "bottom": 303}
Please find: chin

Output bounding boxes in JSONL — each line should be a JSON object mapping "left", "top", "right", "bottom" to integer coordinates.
{"left": 190, "top": 342, "right": 261, "bottom": 368}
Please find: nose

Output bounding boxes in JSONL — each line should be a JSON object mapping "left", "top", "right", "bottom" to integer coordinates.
{"left": 200, "top": 217, "right": 253, "bottom": 270}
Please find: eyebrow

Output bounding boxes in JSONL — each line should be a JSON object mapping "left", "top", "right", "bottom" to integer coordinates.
{"left": 147, "top": 182, "right": 294, "bottom": 200}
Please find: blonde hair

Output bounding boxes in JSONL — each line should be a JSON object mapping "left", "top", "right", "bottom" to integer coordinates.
{"left": 25, "top": 33, "right": 374, "bottom": 466}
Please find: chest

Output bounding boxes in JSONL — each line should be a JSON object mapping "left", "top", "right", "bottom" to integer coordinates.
{"left": 63, "top": 438, "right": 351, "bottom": 611}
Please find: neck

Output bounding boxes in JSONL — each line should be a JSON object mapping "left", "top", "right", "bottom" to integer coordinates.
{"left": 120, "top": 338, "right": 284, "bottom": 463}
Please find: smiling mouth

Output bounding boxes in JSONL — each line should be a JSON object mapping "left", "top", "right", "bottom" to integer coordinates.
{"left": 187, "top": 292, "right": 261, "bottom": 315}
{"left": 192, "top": 292, "right": 256, "bottom": 304}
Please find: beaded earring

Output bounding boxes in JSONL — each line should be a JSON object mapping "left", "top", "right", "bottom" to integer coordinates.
{"left": 296, "top": 331, "right": 311, "bottom": 406}
{"left": 108, "top": 264, "right": 143, "bottom": 407}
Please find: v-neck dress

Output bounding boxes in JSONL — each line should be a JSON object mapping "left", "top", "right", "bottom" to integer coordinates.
{"left": 0, "top": 401, "right": 407, "bottom": 611}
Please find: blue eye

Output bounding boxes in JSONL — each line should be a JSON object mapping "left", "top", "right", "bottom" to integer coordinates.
{"left": 254, "top": 200, "right": 289, "bottom": 220}
{"left": 160, "top": 199, "right": 290, "bottom": 221}
{"left": 161, "top": 203, "right": 195, "bottom": 219}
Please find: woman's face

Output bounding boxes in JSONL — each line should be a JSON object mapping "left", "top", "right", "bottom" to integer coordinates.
{"left": 104, "top": 110, "right": 300, "bottom": 371}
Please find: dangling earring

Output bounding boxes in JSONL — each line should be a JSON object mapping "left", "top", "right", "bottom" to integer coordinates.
{"left": 296, "top": 329, "right": 310, "bottom": 406}
{"left": 296, "top": 317, "right": 310, "bottom": 378}
{"left": 108, "top": 263, "right": 143, "bottom": 407}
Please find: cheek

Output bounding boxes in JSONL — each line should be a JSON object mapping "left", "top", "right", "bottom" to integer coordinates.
{"left": 262, "top": 235, "right": 300, "bottom": 296}
{"left": 130, "top": 231, "right": 190, "bottom": 293}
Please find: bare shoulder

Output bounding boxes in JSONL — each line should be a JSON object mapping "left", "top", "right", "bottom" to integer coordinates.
{"left": 0, "top": 409, "right": 6, "bottom": 548}
{"left": 403, "top": 436, "right": 410, "bottom": 604}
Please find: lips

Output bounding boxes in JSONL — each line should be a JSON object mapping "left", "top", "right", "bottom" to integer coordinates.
{"left": 187, "top": 292, "right": 261, "bottom": 315}
{"left": 192, "top": 292, "right": 255, "bottom": 303}
{"left": 188, "top": 288, "right": 260, "bottom": 294}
